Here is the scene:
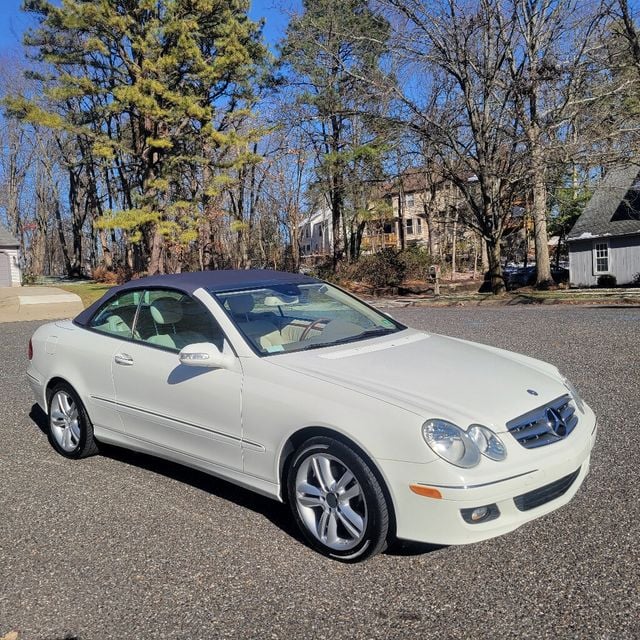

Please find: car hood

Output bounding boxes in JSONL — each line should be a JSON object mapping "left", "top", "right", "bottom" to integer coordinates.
{"left": 269, "top": 329, "right": 569, "bottom": 431}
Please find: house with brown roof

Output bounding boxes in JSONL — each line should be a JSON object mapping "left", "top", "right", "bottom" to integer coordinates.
{"left": 298, "top": 168, "right": 472, "bottom": 260}
{"left": 362, "top": 168, "right": 469, "bottom": 254}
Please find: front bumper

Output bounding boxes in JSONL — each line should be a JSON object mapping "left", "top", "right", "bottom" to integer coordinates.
{"left": 379, "top": 410, "right": 597, "bottom": 546}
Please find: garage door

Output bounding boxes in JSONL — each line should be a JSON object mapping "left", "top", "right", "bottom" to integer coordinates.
{"left": 0, "top": 252, "right": 11, "bottom": 287}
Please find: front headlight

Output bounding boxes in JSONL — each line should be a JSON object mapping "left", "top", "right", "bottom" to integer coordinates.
{"left": 562, "top": 376, "right": 585, "bottom": 412}
{"left": 422, "top": 419, "right": 481, "bottom": 468}
{"left": 468, "top": 425, "right": 507, "bottom": 461}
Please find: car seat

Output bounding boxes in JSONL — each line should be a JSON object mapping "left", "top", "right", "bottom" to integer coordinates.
{"left": 147, "top": 298, "right": 205, "bottom": 350}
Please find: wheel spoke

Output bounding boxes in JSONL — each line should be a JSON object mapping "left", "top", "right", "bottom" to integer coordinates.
{"left": 337, "top": 506, "right": 364, "bottom": 538}
{"left": 68, "top": 404, "right": 78, "bottom": 421}
{"left": 60, "top": 393, "right": 73, "bottom": 418}
{"left": 297, "top": 482, "right": 324, "bottom": 508}
{"left": 54, "top": 393, "right": 66, "bottom": 418}
{"left": 62, "top": 426, "right": 72, "bottom": 450}
{"left": 325, "top": 512, "right": 339, "bottom": 546}
{"left": 317, "top": 509, "right": 340, "bottom": 544}
{"left": 311, "top": 456, "right": 335, "bottom": 492}
{"left": 69, "top": 420, "right": 81, "bottom": 443}
{"left": 317, "top": 510, "right": 330, "bottom": 541}
{"left": 50, "top": 409, "right": 66, "bottom": 425}
{"left": 334, "top": 469, "right": 354, "bottom": 494}
{"left": 340, "top": 483, "right": 361, "bottom": 502}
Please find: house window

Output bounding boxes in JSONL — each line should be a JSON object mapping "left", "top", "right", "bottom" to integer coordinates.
{"left": 593, "top": 241, "right": 610, "bottom": 274}
{"left": 416, "top": 218, "right": 423, "bottom": 235}
{"left": 405, "top": 218, "right": 414, "bottom": 235}
{"left": 406, "top": 193, "right": 415, "bottom": 208}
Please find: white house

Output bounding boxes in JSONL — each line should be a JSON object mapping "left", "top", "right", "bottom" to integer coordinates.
{"left": 0, "top": 221, "right": 22, "bottom": 287}
{"left": 299, "top": 208, "right": 334, "bottom": 257}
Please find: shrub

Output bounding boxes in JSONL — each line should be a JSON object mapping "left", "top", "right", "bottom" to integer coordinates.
{"left": 398, "top": 245, "right": 433, "bottom": 280}
{"left": 352, "top": 248, "right": 406, "bottom": 289}
{"left": 306, "top": 258, "right": 339, "bottom": 283}
{"left": 597, "top": 273, "right": 617, "bottom": 288}
{"left": 92, "top": 265, "right": 119, "bottom": 284}
{"left": 632, "top": 273, "right": 640, "bottom": 287}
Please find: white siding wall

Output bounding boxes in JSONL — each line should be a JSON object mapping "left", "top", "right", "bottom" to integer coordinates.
{"left": 300, "top": 211, "right": 333, "bottom": 257}
{"left": 569, "top": 235, "right": 640, "bottom": 286}
{"left": 0, "top": 248, "right": 21, "bottom": 287}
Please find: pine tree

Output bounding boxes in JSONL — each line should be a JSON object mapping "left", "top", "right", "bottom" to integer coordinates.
{"left": 7, "top": 0, "right": 265, "bottom": 273}
{"left": 281, "top": 0, "right": 391, "bottom": 265}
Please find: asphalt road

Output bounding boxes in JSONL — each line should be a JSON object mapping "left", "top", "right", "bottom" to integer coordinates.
{"left": 1, "top": 306, "right": 639, "bottom": 640}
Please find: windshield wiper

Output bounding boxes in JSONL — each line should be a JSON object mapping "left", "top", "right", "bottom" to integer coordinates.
{"left": 298, "top": 327, "right": 399, "bottom": 352}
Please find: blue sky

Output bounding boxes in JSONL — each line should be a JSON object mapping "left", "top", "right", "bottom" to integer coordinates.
{"left": 0, "top": 0, "right": 32, "bottom": 56}
{"left": 0, "top": 0, "right": 297, "bottom": 58}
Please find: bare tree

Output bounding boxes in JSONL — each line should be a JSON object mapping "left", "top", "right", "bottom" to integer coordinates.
{"left": 505, "top": 0, "right": 607, "bottom": 287}
{"left": 377, "top": 0, "right": 528, "bottom": 292}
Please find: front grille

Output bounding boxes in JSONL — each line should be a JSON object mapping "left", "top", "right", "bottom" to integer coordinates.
{"left": 514, "top": 468, "right": 581, "bottom": 511}
{"left": 506, "top": 395, "right": 578, "bottom": 449}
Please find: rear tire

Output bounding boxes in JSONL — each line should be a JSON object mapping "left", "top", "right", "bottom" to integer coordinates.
{"left": 286, "top": 436, "right": 389, "bottom": 562}
{"left": 47, "top": 382, "right": 99, "bottom": 459}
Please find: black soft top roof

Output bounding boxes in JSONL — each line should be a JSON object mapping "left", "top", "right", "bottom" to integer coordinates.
{"left": 74, "top": 269, "right": 320, "bottom": 326}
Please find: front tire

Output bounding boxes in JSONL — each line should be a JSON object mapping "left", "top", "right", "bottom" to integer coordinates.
{"left": 286, "top": 436, "right": 389, "bottom": 562}
{"left": 47, "top": 382, "right": 99, "bottom": 459}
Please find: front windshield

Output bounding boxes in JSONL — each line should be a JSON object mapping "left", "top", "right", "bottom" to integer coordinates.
{"left": 213, "top": 282, "right": 404, "bottom": 355}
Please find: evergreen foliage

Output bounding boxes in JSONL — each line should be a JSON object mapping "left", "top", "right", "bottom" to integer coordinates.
{"left": 7, "top": 0, "right": 265, "bottom": 272}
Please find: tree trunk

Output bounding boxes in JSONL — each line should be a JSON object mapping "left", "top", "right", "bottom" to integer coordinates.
{"left": 238, "top": 229, "right": 250, "bottom": 269}
{"left": 54, "top": 201, "right": 73, "bottom": 276}
{"left": 451, "top": 208, "right": 458, "bottom": 280}
{"left": 397, "top": 187, "right": 406, "bottom": 251}
{"left": 288, "top": 205, "right": 301, "bottom": 272}
{"left": 531, "top": 151, "right": 552, "bottom": 287}
{"left": 424, "top": 204, "right": 436, "bottom": 257}
{"left": 330, "top": 184, "right": 344, "bottom": 267}
{"left": 99, "top": 228, "right": 113, "bottom": 269}
{"left": 487, "top": 239, "right": 505, "bottom": 294}
{"left": 481, "top": 237, "right": 489, "bottom": 272}
{"left": 148, "top": 227, "right": 164, "bottom": 274}
{"left": 473, "top": 234, "right": 479, "bottom": 279}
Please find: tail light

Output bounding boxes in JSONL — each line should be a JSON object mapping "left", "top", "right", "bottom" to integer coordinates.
{"left": 28, "top": 338, "right": 33, "bottom": 360}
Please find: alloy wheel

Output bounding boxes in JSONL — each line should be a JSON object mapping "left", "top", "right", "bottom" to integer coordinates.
{"left": 49, "top": 390, "right": 81, "bottom": 453}
{"left": 294, "top": 453, "right": 368, "bottom": 551}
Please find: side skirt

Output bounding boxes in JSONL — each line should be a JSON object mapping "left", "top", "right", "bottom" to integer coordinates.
{"left": 94, "top": 425, "right": 282, "bottom": 502}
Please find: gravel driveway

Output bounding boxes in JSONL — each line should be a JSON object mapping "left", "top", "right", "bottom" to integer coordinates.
{"left": 1, "top": 306, "right": 638, "bottom": 639}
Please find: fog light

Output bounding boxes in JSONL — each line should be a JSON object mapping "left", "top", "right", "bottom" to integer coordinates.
{"left": 471, "top": 507, "right": 488, "bottom": 521}
{"left": 460, "top": 504, "right": 500, "bottom": 524}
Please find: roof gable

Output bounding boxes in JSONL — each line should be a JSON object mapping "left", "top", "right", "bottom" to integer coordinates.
{"left": 0, "top": 221, "right": 19, "bottom": 247}
{"left": 568, "top": 165, "right": 640, "bottom": 241}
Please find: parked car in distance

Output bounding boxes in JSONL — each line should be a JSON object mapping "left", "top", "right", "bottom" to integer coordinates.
{"left": 27, "top": 270, "right": 597, "bottom": 561}
{"left": 504, "top": 264, "right": 569, "bottom": 290}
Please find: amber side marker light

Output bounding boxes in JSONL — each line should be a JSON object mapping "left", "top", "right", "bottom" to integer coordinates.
{"left": 409, "top": 484, "right": 442, "bottom": 499}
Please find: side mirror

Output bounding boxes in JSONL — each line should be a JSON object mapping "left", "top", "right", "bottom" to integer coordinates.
{"left": 178, "top": 342, "right": 235, "bottom": 369}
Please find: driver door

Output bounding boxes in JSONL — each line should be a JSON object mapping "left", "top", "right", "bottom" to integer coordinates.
{"left": 111, "top": 289, "right": 243, "bottom": 471}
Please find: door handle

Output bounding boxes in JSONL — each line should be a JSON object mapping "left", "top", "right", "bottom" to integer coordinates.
{"left": 114, "top": 353, "right": 134, "bottom": 366}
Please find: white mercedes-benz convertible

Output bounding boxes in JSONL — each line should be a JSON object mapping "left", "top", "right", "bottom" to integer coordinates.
{"left": 27, "top": 270, "right": 596, "bottom": 561}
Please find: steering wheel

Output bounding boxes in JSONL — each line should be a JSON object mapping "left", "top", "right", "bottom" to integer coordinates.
{"left": 300, "top": 318, "right": 330, "bottom": 341}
